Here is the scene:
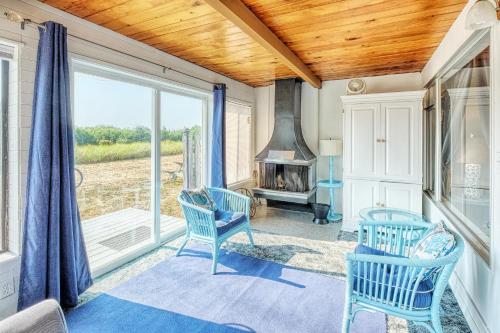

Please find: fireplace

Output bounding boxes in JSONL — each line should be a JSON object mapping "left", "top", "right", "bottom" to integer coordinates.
{"left": 253, "top": 78, "right": 316, "bottom": 204}
{"left": 258, "top": 163, "right": 313, "bottom": 193}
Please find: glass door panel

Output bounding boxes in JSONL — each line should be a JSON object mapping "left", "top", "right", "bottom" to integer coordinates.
{"left": 159, "top": 91, "right": 203, "bottom": 237}
{"left": 74, "top": 71, "right": 154, "bottom": 272}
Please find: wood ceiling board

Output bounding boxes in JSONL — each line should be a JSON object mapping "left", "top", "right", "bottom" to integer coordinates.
{"left": 203, "top": 0, "right": 321, "bottom": 88}
{"left": 42, "top": 0, "right": 292, "bottom": 86}
{"left": 42, "top": 0, "right": 467, "bottom": 86}
{"left": 241, "top": 0, "right": 466, "bottom": 81}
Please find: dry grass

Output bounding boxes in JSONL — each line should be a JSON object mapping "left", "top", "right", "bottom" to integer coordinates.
{"left": 75, "top": 140, "right": 182, "bottom": 164}
{"left": 76, "top": 154, "right": 185, "bottom": 221}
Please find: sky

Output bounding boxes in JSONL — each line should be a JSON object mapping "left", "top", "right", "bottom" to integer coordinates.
{"left": 74, "top": 72, "right": 202, "bottom": 130}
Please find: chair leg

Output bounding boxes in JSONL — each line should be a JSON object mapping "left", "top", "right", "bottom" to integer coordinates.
{"left": 342, "top": 299, "right": 352, "bottom": 333}
{"left": 431, "top": 311, "right": 443, "bottom": 333}
{"left": 176, "top": 237, "right": 189, "bottom": 257}
{"left": 245, "top": 226, "right": 254, "bottom": 247}
{"left": 211, "top": 243, "right": 220, "bottom": 275}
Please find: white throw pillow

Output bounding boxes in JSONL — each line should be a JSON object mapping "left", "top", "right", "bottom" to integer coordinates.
{"left": 411, "top": 222, "right": 455, "bottom": 260}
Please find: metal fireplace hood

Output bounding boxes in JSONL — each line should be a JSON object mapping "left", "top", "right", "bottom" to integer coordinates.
{"left": 255, "top": 78, "right": 316, "bottom": 166}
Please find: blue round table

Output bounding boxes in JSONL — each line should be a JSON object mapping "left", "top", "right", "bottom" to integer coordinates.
{"left": 317, "top": 179, "right": 343, "bottom": 222}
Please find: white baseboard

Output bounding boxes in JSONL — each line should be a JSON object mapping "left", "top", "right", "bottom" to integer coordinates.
{"left": 449, "top": 272, "right": 490, "bottom": 333}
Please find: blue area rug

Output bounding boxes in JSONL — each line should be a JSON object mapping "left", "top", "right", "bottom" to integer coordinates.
{"left": 66, "top": 247, "right": 386, "bottom": 333}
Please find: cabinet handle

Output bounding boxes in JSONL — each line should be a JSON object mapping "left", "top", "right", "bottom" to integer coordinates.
{"left": 376, "top": 202, "right": 380, "bottom": 207}
{"left": 381, "top": 203, "right": 385, "bottom": 207}
{"left": 380, "top": 139, "right": 386, "bottom": 143}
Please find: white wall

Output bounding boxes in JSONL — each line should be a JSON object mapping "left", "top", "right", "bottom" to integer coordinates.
{"left": 420, "top": 1, "right": 500, "bottom": 332}
{"left": 254, "top": 73, "right": 422, "bottom": 209}
{"left": 0, "top": 0, "right": 254, "bottom": 319}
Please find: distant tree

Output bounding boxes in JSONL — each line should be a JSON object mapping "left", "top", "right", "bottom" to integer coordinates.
{"left": 75, "top": 125, "right": 199, "bottom": 145}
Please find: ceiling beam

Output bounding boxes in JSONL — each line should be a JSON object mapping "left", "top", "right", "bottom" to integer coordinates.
{"left": 204, "top": 0, "right": 321, "bottom": 88}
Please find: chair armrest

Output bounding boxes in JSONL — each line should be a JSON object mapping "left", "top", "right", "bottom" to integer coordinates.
{"left": 0, "top": 299, "right": 68, "bottom": 333}
{"left": 178, "top": 198, "right": 217, "bottom": 237}
{"left": 179, "top": 199, "right": 215, "bottom": 216}
{"left": 345, "top": 252, "right": 458, "bottom": 268}
{"left": 208, "top": 188, "right": 250, "bottom": 216}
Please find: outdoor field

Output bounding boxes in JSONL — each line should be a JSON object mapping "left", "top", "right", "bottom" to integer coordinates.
{"left": 74, "top": 126, "right": 197, "bottom": 221}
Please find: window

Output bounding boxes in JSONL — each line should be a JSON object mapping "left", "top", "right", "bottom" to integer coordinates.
{"left": 424, "top": 83, "right": 436, "bottom": 196}
{"left": 225, "top": 101, "right": 252, "bottom": 185}
{"left": 0, "top": 44, "right": 13, "bottom": 252}
{"left": 439, "top": 33, "right": 491, "bottom": 246}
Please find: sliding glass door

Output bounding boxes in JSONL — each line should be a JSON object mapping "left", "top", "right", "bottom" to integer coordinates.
{"left": 72, "top": 59, "right": 208, "bottom": 275}
{"left": 159, "top": 91, "right": 204, "bottom": 237}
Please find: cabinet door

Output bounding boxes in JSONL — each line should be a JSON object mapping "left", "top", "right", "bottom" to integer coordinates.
{"left": 343, "top": 179, "right": 380, "bottom": 231}
{"left": 379, "top": 182, "right": 422, "bottom": 213}
{"left": 343, "top": 103, "right": 379, "bottom": 178}
{"left": 379, "top": 101, "right": 422, "bottom": 183}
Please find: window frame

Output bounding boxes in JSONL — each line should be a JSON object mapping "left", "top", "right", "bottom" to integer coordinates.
{"left": 423, "top": 83, "right": 437, "bottom": 199}
{"left": 425, "top": 29, "right": 493, "bottom": 263}
{"left": 225, "top": 99, "right": 253, "bottom": 186}
{"left": 0, "top": 58, "right": 8, "bottom": 253}
{"left": 70, "top": 55, "right": 211, "bottom": 275}
{"left": 0, "top": 41, "right": 14, "bottom": 253}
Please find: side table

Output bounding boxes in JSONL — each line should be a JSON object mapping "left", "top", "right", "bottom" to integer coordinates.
{"left": 317, "top": 179, "right": 343, "bottom": 222}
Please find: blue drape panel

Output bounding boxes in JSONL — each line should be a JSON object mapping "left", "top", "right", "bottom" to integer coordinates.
{"left": 211, "top": 84, "right": 226, "bottom": 189}
{"left": 18, "top": 22, "right": 92, "bottom": 310}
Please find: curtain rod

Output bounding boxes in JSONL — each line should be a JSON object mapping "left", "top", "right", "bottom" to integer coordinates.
{"left": 3, "top": 10, "right": 225, "bottom": 88}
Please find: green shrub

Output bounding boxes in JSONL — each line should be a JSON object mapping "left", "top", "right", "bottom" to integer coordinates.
{"left": 75, "top": 140, "right": 183, "bottom": 164}
{"left": 75, "top": 126, "right": 198, "bottom": 146}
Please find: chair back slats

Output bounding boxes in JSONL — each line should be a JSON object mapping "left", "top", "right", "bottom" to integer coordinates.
{"left": 207, "top": 188, "right": 250, "bottom": 218}
{"left": 361, "top": 221, "right": 428, "bottom": 257}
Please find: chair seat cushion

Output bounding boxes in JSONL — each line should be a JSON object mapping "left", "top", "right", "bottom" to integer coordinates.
{"left": 353, "top": 245, "right": 434, "bottom": 309}
{"left": 214, "top": 209, "right": 246, "bottom": 236}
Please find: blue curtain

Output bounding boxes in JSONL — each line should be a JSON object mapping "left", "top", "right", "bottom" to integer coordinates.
{"left": 18, "top": 22, "right": 92, "bottom": 310}
{"left": 210, "top": 84, "right": 226, "bottom": 190}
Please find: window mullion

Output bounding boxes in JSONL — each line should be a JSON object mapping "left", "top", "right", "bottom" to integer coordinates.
{"left": 152, "top": 89, "right": 161, "bottom": 244}
{"left": 435, "top": 79, "right": 442, "bottom": 202}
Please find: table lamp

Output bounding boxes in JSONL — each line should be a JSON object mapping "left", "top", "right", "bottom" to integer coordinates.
{"left": 319, "top": 139, "right": 342, "bottom": 221}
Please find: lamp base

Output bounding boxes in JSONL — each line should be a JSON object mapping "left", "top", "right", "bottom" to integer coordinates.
{"left": 327, "top": 212, "right": 342, "bottom": 222}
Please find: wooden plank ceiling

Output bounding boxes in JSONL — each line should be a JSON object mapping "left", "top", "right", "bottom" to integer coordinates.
{"left": 41, "top": 0, "right": 467, "bottom": 87}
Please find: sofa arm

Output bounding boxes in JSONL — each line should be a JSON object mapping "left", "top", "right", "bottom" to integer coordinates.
{"left": 0, "top": 299, "right": 68, "bottom": 333}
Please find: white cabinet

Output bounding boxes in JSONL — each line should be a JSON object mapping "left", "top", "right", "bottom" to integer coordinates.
{"left": 379, "top": 182, "right": 422, "bottom": 213}
{"left": 379, "top": 101, "right": 422, "bottom": 183}
{"left": 342, "top": 180, "right": 422, "bottom": 231}
{"left": 342, "top": 92, "right": 423, "bottom": 184}
{"left": 343, "top": 179, "right": 379, "bottom": 230}
{"left": 341, "top": 91, "right": 425, "bottom": 231}
{"left": 343, "top": 103, "right": 379, "bottom": 178}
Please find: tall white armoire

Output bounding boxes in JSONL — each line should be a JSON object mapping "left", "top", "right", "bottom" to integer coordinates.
{"left": 341, "top": 90, "right": 426, "bottom": 231}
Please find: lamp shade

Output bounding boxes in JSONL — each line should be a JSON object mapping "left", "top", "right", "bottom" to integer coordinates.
{"left": 466, "top": 0, "right": 498, "bottom": 30}
{"left": 319, "top": 139, "right": 342, "bottom": 156}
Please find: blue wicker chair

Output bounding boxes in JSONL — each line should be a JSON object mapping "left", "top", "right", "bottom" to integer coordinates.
{"left": 176, "top": 187, "right": 254, "bottom": 274}
{"left": 342, "top": 219, "right": 464, "bottom": 333}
